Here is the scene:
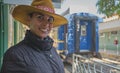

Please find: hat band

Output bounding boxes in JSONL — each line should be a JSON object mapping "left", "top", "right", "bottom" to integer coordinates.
{"left": 34, "top": 6, "right": 55, "bottom": 13}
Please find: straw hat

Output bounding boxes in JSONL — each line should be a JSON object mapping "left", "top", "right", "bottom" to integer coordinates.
{"left": 12, "top": 0, "right": 68, "bottom": 27}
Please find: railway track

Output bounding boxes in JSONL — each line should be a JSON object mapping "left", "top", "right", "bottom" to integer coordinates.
{"left": 100, "top": 52, "right": 120, "bottom": 62}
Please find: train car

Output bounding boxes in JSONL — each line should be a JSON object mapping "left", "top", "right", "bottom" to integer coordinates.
{"left": 57, "top": 12, "right": 102, "bottom": 59}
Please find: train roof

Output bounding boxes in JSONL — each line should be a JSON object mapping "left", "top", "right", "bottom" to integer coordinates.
{"left": 65, "top": 12, "right": 103, "bottom": 22}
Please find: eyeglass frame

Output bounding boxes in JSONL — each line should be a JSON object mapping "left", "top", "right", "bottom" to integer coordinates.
{"left": 28, "top": 12, "right": 54, "bottom": 24}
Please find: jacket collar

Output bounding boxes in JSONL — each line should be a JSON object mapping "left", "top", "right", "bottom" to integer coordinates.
{"left": 24, "top": 30, "right": 54, "bottom": 51}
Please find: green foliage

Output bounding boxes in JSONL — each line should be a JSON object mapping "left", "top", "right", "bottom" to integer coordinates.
{"left": 96, "top": 0, "right": 120, "bottom": 16}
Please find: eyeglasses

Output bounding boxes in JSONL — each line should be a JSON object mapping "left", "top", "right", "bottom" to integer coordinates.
{"left": 36, "top": 13, "right": 54, "bottom": 23}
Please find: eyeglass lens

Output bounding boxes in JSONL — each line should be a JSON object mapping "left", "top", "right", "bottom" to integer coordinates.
{"left": 36, "top": 14, "right": 54, "bottom": 23}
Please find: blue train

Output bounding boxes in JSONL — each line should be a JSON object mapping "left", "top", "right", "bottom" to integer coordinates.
{"left": 57, "top": 12, "right": 102, "bottom": 59}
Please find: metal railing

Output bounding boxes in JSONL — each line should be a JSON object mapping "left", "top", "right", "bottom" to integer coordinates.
{"left": 72, "top": 54, "right": 120, "bottom": 73}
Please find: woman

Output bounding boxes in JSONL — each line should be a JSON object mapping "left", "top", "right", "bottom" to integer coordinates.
{"left": 0, "top": 0, "right": 68, "bottom": 73}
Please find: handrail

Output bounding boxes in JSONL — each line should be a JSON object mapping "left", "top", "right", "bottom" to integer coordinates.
{"left": 72, "top": 54, "right": 120, "bottom": 73}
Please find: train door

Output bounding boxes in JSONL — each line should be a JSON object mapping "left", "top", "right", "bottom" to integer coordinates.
{"left": 79, "top": 20, "right": 92, "bottom": 52}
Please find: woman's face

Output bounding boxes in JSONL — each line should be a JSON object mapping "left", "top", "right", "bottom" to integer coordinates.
{"left": 28, "top": 13, "right": 54, "bottom": 39}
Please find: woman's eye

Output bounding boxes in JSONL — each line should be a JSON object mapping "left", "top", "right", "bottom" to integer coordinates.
{"left": 37, "top": 15, "right": 44, "bottom": 20}
{"left": 48, "top": 16, "right": 54, "bottom": 23}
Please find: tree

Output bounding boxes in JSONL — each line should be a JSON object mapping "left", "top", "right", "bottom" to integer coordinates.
{"left": 96, "top": 0, "right": 120, "bottom": 17}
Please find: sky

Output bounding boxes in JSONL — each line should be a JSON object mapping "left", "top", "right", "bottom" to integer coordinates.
{"left": 55, "top": 0, "right": 104, "bottom": 18}
{"left": 4, "top": 0, "right": 104, "bottom": 18}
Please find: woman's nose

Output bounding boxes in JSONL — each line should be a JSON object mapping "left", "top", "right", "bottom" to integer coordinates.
{"left": 42, "top": 20, "right": 50, "bottom": 27}
{"left": 42, "top": 16, "right": 50, "bottom": 25}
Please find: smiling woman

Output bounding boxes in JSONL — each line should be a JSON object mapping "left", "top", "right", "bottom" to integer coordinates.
{"left": 28, "top": 12, "right": 54, "bottom": 39}
{"left": 0, "top": 0, "right": 68, "bottom": 73}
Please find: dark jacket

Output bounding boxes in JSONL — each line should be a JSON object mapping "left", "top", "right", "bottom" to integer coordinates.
{"left": 0, "top": 30, "right": 65, "bottom": 73}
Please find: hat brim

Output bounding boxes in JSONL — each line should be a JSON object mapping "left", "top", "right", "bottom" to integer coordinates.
{"left": 12, "top": 5, "right": 68, "bottom": 27}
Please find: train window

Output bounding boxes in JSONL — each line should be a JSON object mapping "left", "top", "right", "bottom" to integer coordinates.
{"left": 81, "top": 25, "right": 86, "bottom": 36}
{"left": 111, "top": 31, "right": 117, "bottom": 35}
{"left": 99, "top": 33, "right": 105, "bottom": 37}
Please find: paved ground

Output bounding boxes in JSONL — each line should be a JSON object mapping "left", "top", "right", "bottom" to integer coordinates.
{"left": 64, "top": 62, "right": 72, "bottom": 73}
